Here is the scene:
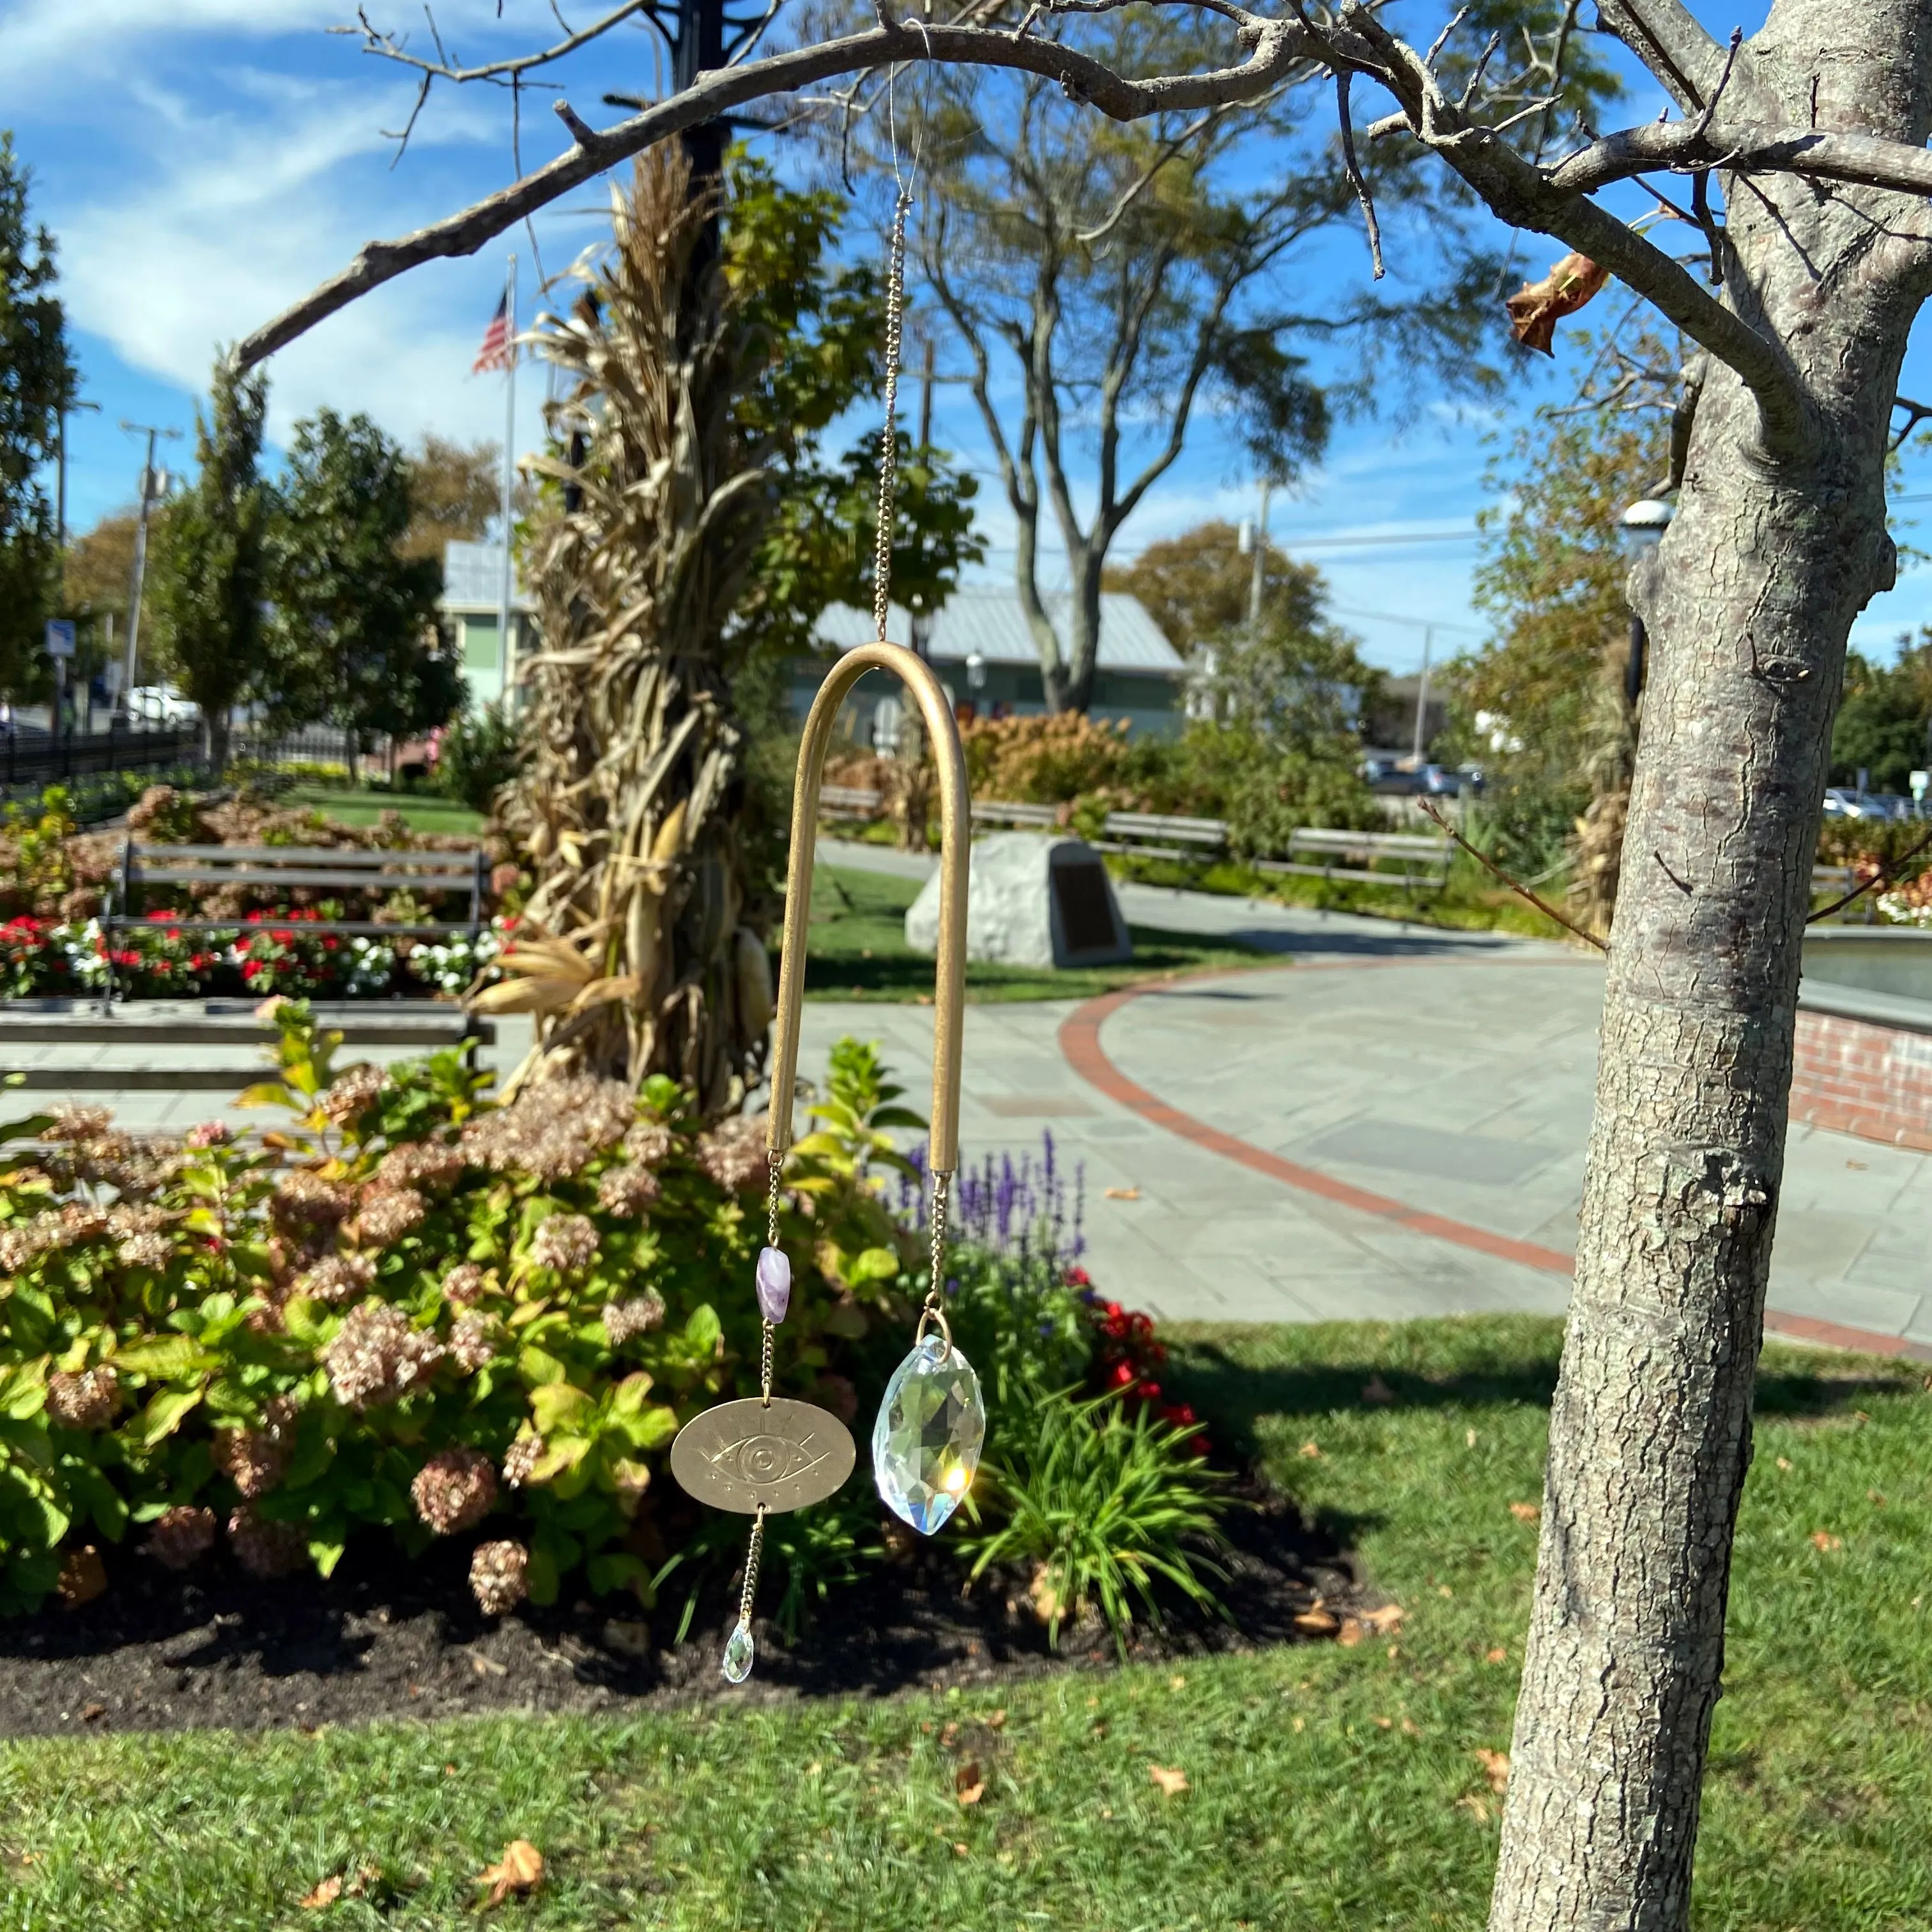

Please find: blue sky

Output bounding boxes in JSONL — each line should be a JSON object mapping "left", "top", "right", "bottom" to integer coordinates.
{"left": 8, "top": 0, "right": 1932, "bottom": 678}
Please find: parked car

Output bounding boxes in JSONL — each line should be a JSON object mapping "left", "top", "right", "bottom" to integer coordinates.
{"left": 124, "top": 685, "right": 200, "bottom": 724}
{"left": 1823, "top": 787, "right": 1912, "bottom": 821}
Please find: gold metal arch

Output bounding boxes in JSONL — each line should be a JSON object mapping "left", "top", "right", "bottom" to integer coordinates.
{"left": 767, "top": 641, "right": 970, "bottom": 1173}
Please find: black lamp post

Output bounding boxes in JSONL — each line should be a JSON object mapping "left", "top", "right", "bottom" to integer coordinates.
{"left": 1619, "top": 496, "right": 1675, "bottom": 710}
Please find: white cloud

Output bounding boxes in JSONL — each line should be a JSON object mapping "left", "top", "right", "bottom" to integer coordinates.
{"left": 54, "top": 68, "right": 551, "bottom": 457}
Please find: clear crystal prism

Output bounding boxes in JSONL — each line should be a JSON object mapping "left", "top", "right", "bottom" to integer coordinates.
{"left": 721, "top": 1621, "right": 755, "bottom": 1683}
{"left": 872, "top": 1333, "right": 985, "bottom": 1535}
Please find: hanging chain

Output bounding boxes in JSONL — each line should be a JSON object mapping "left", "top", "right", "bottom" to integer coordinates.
{"left": 765, "top": 1149, "right": 783, "bottom": 1250}
{"left": 923, "top": 1167, "right": 946, "bottom": 1321}
{"left": 737, "top": 1505, "right": 767, "bottom": 1630}
{"left": 871, "top": 186, "right": 912, "bottom": 645}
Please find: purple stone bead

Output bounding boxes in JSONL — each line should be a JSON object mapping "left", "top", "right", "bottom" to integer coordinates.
{"left": 756, "top": 1246, "right": 792, "bottom": 1324}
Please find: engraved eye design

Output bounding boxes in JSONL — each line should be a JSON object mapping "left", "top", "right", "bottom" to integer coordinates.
{"left": 709, "top": 1430, "right": 830, "bottom": 1489}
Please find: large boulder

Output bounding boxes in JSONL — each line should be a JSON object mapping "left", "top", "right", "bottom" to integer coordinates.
{"left": 904, "top": 832, "right": 1131, "bottom": 969}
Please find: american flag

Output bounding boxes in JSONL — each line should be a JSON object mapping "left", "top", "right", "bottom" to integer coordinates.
{"left": 472, "top": 293, "right": 513, "bottom": 374}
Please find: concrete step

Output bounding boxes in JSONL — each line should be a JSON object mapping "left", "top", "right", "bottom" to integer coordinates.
{"left": 11, "top": 1038, "right": 481, "bottom": 1091}
{"left": 0, "top": 999, "right": 489, "bottom": 1048}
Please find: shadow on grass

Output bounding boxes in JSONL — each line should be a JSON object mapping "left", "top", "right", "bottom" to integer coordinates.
{"left": 1169, "top": 1337, "right": 1912, "bottom": 1470}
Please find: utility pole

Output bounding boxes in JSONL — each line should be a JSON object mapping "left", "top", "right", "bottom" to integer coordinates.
{"left": 1246, "top": 477, "right": 1271, "bottom": 633}
{"left": 119, "top": 420, "right": 181, "bottom": 716}
{"left": 917, "top": 335, "right": 935, "bottom": 450}
{"left": 55, "top": 399, "right": 100, "bottom": 550}
{"left": 1411, "top": 625, "right": 1434, "bottom": 766}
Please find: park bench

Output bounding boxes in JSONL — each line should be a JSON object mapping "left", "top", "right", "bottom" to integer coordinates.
{"left": 102, "top": 841, "right": 489, "bottom": 1013}
{"left": 818, "top": 783, "right": 883, "bottom": 820}
{"left": 1256, "top": 826, "right": 1453, "bottom": 892}
{"left": 970, "top": 799, "right": 1062, "bottom": 831}
{"left": 1091, "top": 811, "right": 1229, "bottom": 862}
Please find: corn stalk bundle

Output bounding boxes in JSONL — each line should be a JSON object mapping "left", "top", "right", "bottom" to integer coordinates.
{"left": 487, "top": 148, "right": 778, "bottom": 1108}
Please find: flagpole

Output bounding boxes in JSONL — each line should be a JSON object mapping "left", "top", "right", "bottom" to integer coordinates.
{"left": 498, "top": 254, "right": 518, "bottom": 717}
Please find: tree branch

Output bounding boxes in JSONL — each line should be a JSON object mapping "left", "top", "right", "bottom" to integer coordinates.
{"left": 1549, "top": 119, "right": 1932, "bottom": 203}
{"left": 1417, "top": 799, "right": 1606, "bottom": 951}
{"left": 1592, "top": 1, "right": 1728, "bottom": 116}
{"left": 336, "top": 0, "right": 657, "bottom": 86}
{"left": 1332, "top": 6, "right": 1815, "bottom": 463}
{"left": 238, "top": 10, "right": 1309, "bottom": 367}
{"left": 1807, "top": 828, "right": 1932, "bottom": 926}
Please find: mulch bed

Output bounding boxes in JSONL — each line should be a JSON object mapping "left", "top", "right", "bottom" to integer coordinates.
{"left": 0, "top": 1483, "right": 1377, "bottom": 1738}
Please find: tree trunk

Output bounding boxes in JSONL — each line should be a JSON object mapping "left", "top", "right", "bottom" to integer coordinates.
{"left": 203, "top": 705, "right": 231, "bottom": 778}
{"left": 1062, "top": 544, "right": 1105, "bottom": 715}
{"left": 1491, "top": 14, "right": 1931, "bottom": 1925}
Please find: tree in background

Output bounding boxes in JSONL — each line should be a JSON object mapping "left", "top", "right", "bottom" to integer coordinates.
{"left": 267, "top": 410, "right": 456, "bottom": 763}
{"left": 1830, "top": 640, "right": 1932, "bottom": 794}
{"left": 884, "top": 4, "right": 1612, "bottom": 714}
{"left": 148, "top": 357, "right": 271, "bottom": 772}
{"left": 1105, "top": 519, "right": 1327, "bottom": 656}
{"left": 397, "top": 432, "right": 537, "bottom": 563}
{"left": 1453, "top": 331, "right": 1674, "bottom": 923}
{"left": 0, "top": 134, "right": 77, "bottom": 699}
{"left": 494, "top": 149, "right": 980, "bottom": 1099}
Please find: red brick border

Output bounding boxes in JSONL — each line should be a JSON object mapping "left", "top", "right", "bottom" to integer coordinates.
{"left": 1059, "top": 969, "right": 1932, "bottom": 1365}
{"left": 1791, "top": 1008, "right": 1932, "bottom": 1152}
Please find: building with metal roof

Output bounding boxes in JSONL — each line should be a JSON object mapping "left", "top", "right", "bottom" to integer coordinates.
{"left": 807, "top": 586, "right": 1186, "bottom": 739}
{"left": 440, "top": 544, "right": 1188, "bottom": 737}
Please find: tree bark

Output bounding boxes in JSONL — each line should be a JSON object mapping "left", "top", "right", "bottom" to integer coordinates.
{"left": 1490, "top": 10, "right": 1932, "bottom": 1927}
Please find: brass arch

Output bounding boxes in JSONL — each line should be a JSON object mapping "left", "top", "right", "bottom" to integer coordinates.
{"left": 767, "top": 641, "right": 970, "bottom": 1173}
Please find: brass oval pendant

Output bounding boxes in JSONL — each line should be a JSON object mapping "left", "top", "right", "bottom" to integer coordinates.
{"left": 669, "top": 1398, "right": 856, "bottom": 1515}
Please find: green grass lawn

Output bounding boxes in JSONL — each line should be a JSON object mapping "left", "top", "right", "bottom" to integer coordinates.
{"left": 1, "top": 1317, "right": 1926, "bottom": 1929}
{"left": 277, "top": 786, "right": 487, "bottom": 838}
{"left": 802, "top": 864, "right": 1273, "bottom": 1002}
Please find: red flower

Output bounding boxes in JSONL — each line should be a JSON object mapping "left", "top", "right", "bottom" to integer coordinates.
{"left": 1107, "top": 1361, "right": 1136, "bottom": 1391}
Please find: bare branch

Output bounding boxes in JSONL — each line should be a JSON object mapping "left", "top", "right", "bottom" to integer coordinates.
{"left": 1335, "top": 70, "right": 1384, "bottom": 280}
{"left": 239, "top": 10, "right": 1310, "bottom": 367}
{"left": 1891, "top": 395, "right": 1932, "bottom": 454}
{"left": 1416, "top": 801, "right": 1606, "bottom": 951}
{"left": 1549, "top": 120, "right": 1932, "bottom": 203}
{"left": 1808, "top": 828, "right": 1932, "bottom": 924}
{"left": 342, "top": 0, "right": 656, "bottom": 86}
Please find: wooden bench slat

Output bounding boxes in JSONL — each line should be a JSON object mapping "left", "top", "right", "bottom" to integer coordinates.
{"left": 1257, "top": 859, "right": 1449, "bottom": 889}
{"left": 131, "top": 866, "right": 474, "bottom": 891}
{"left": 135, "top": 844, "right": 475, "bottom": 870}
{"left": 112, "top": 919, "right": 480, "bottom": 937}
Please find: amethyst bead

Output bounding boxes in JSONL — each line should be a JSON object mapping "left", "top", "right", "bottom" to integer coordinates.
{"left": 756, "top": 1246, "right": 792, "bottom": 1324}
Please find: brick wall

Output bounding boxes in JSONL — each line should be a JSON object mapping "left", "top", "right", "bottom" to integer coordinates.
{"left": 1791, "top": 1009, "right": 1932, "bottom": 1151}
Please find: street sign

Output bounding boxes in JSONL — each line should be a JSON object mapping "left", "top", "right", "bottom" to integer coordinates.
{"left": 43, "top": 620, "right": 75, "bottom": 659}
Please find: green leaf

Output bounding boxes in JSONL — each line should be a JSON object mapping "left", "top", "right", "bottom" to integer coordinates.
{"left": 518, "top": 1345, "right": 569, "bottom": 1388}
{"left": 530, "top": 1382, "right": 592, "bottom": 1434}
{"left": 847, "top": 1246, "right": 901, "bottom": 1286}
{"left": 135, "top": 1387, "right": 204, "bottom": 1448}
{"left": 309, "top": 1537, "right": 347, "bottom": 1579}
{"left": 586, "top": 1550, "right": 653, "bottom": 1602}
{"left": 628, "top": 1404, "right": 680, "bottom": 1452}
{"left": 110, "top": 1335, "right": 208, "bottom": 1379}
{"left": 683, "top": 1304, "right": 721, "bottom": 1356}
{"left": 233, "top": 1082, "right": 297, "bottom": 1111}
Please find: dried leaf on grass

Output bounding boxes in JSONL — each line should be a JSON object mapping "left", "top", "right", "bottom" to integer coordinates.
{"left": 1811, "top": 1529, "right": 1844, "bottom": 1552}
{"left": 1148, "top": 1764, "right": 1190, "bottom": 1797}
{"left": 1103, "top": 1186, "right": 1141, "bottom": 1201}
{"left": 1485, "top": 1646, "right": 1508, "bottom": 1664}
{"left": 1292, "top": 1607, "right": 1340, "bottom": 1636}
{"left": 1474, "top": 1747, "right": 1512, "bottom": 1794}
{"left": 299, "top": 1876, "right": 342, "bottom": 1911}
{"left": 476, "top": 1840, "right": 544, "bottom": 1908}
{"left": 955, "top": 1762, "right": 986, "bottom": 1806}
{"left": 1504, "top": 252, "right": 1610, "bottom": 354}
{"left": 1360, "top": 1603, "right": 1406, "bottom": 1635}
{"left": 1509, "top": 1501, "right": 1541, "bottom": 1522}
{"left": 1298, "top": 1441, "right": 1322, "bottom": 1459}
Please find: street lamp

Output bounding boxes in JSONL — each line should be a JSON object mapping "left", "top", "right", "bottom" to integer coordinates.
{"left": 1618, "top": 497, "right": 1675, "bottom": 710}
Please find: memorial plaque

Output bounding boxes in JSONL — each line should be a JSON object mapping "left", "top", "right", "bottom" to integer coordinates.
{"left": 1052, "top": 859, "right": 1119, "bottom": 956}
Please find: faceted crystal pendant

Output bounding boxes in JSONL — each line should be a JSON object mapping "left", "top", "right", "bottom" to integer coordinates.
{"left": 721, "top": 1621, "right": 755, "bottom": 1683}
{"left": 871, "top": 1333, "right": 985, "bottom": 1535}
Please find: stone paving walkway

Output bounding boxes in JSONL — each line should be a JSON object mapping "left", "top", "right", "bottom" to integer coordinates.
{"left": 799, "top": 842, "right": 1932, "bottom": 1354}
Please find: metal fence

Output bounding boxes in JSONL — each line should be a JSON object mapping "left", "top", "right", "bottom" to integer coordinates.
{"left": 1, "top": 724, "right": 201, "bottom": 793}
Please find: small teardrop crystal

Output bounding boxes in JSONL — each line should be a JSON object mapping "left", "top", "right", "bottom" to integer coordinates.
{"left": 872, "top": 1333, "right": 985, "bottom": 1535}
{"left": 721, "top": 1621, "right": 755, "bottom": 1683}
